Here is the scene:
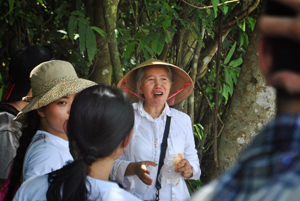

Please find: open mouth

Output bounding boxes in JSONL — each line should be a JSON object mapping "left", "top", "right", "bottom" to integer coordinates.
{"left": 154, "top": 92, "right": 163, "bottom": 97}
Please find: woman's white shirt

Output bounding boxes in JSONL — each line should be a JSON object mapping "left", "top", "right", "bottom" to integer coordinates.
{"left": 22, "top": 130, "right": 73, "bottom": 181}
{"left": 13, "top": 175, "right": 142, "bottom": 201}
{"left": 111, "top": 101, "right": 201, "bottom": 201}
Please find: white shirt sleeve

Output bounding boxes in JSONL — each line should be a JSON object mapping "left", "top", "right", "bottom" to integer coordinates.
{"left": 23, "top": 142, "right": 72, "bottom": 181}
{"left": 182, "top": 114, "right": 201, "bottom": 180}
{"left": 111, "top": 156, "right": 131, "bottom": 187}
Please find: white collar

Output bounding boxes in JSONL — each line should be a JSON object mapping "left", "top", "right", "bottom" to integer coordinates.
{"left": 35, "top": 130, "right": 69, "bottom": 149}
{"left": 134, "top": 100, "right": 172, "bottom": 122}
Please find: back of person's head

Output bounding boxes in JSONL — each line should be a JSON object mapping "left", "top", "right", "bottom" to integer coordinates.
{"left": 68, "top": 83, "right": 134, "bottom": 160}
{"left": 3, "top": 45, "right": 54, "bottom": 102}
{"left": 46, "top": 84, "right": 134, "bottom": 201}
{"left": 265, "top": 0, "right": 299, "bottom": 74}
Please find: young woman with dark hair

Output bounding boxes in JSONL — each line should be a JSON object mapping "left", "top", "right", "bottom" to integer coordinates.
{"left": 0, "top": 45, "right": 54, "bottom": 191}
{"left": 13, "top": 84, "right": 141, "bottom": 201}
{"left": 2, "top": 60, "right": 96, "bottom": 201}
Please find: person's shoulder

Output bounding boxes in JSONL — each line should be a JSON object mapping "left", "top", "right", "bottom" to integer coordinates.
{"left": 248, "top": 173, "right": 300, "bottom": 201}
{"left": 104, "top": 186, "right": 141, "bottom": 201}
{"left": 89, "top": 179, "right": 141, "bottom": 201}
{"left": 28, "top": 136, "right": 64, "bottom": 156}
{"left": 190, "top": 180, "right": 218, "bottom": 201}
{"left": 14, "top": 175, "right": 49, "bottom": 200}
{"left": 0, "top": 104, "right": 19, "bottom": 117}
{"left": 169, "top": 107, "right": 191, "bottom": 121}
{"left": 170, "top": 107, "right": 189, "bottom": 116}
{"left": 23, "top": 174, "right": 49, "bottom": 185}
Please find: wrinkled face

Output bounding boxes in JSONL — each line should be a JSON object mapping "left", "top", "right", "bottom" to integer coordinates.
{"left": 37, "top": 94, "right": 76, "bottom": 138}
{"left": 139, "top": 65, "right": 171, "bottom": 108}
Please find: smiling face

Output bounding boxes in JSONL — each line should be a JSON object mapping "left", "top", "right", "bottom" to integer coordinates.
{"left": 37, "top": 94, "right": 76, "bottom": 140}
{"left": 139, "top": 65, "right": 171, "bottom": 111}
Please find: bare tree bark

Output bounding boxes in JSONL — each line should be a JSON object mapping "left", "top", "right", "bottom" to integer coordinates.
{"left": 87, "top": 0, "right": 112, "bottom": 85}
{"left": 188, "top": 26, "right": 204, "bottom": 124}
{"left": 103, "top": 0, "right": 123, "bottom": 85}
{"left": 215, "top": 25, "right": 275, "bottom": 179}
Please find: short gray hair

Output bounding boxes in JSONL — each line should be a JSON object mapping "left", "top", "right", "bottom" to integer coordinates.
{"left": 136, "top": 65, "right": 173, "bottom": 94}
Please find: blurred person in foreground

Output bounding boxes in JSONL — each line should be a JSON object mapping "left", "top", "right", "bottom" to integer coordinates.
{"left": 0, "top": 46, "right": 53, "bottom": 189}
{"left": 190, "top": 0, "right": 300, "bottom": 200}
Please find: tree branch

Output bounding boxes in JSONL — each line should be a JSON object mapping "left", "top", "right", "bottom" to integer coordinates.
{"left": 181, "top": 0, "right": 240, "bottom": 10}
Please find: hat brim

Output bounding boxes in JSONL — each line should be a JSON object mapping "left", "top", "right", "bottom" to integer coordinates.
{"left": 15, "top": 77, "right": 96, "bottom": 121}
{"left": 117, "top": 59, "right": 194, "bottom": 105}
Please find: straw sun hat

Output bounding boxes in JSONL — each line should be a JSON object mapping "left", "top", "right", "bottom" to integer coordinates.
{"left": 117, "top": 58, "right": 194, "bottom": 105}
{"left": 15, "top": 60, "right": 96, "bottom": 121}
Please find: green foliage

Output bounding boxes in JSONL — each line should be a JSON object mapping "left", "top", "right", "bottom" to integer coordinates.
{"left": 0, "top": 0, "right": 107, "bottom": 82}
{"left": 187, "top": 123, "right": 204, "bottom": 193}
{"left": 187, "top": 178, "right": 203, "bottom": 195}
{"left": 194, "top": 123, "right": 204, "bottom": 149}
{"left": 67, "top": 10, "right": 106, "bottom": 65}
{"left": 204, "top": 37, "right": 244, "bottom": 106}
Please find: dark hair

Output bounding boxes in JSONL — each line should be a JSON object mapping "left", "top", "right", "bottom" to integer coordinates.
{"left": 4, "top": 111, "right": 41, "bottom": 201}
{"left": 4, "top": 45, "right": 54, "bottom": 102}
{"left": 264, "top": 0, "right": 300, "bottom": 74}
{"left": 46, "top": 84, "right": 134, "bottom": 201}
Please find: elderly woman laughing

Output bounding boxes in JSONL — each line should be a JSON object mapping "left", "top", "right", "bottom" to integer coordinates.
{"left": 111, "top": 59, "right": 201, "bottom": 201}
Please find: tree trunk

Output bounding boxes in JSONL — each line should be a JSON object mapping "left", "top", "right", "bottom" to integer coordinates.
{"left": 103, "top": 0, "right": 123, "bottom": 85}
{"left": 87, "top": 0, "right": 112, "bottom": 85}
{"left": 207, "top": 25, "right": 276, "bottom": 181}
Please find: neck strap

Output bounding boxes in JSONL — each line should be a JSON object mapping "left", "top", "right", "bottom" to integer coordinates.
{"left": 155, "top": 116, "right": 171, "bottom": 201}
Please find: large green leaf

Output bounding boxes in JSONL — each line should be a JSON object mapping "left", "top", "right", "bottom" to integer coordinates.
{"left": 165, "top": 29, "right": 174, "bottom": 44}
{"left": 239, "top": 29, "right": 244, "bottom": 47}
{"left": 247, "top": 17, "right": 256, "bottom": 32}
{"left": 229, "top": 57, "right": 243, "bottom": 67}
{"left": 125, "top": 42, "right": 136, "bottom": 59}
{"left": 162, "top": 16, "right": 172, "bottom": 30}
{"left": 140, "top": 33, "right": 155, "bottom": 50}
{"left": 238, "top": 19, "right": 246, "bottom": 31}
{"left": 162, "top": 2, "right": 171, "bottom": 15}
{"left": 90, "top": 26, "right": 107, "bottom": 40}
{"left": 230, "top": 68, "right": 238, "bottom": 85}
{"left": 71, "top": 10, "right": 86, "bottom": 18}
{"left": 244, "top": 31, "right": 249, "bottom": 47}
{"left": 152, "top": 32, "right": 165, "bottom": 55}
{"left": 8, "top": 0, "right": 15, "bottom": 14}
{"left": 86, "top": 28, "right": 97, "bottom": 62}
{"left": 78, "top": 20, "right": 86, "bottom": 55}
{"left": 142, "top": 48, "right": 150, "bottom": 60}
{"left": 144, "top": 45, "right": 155, "bottom": 57}
{"left": 224, "top": 42, "right": 236, "bottom": 64}
{"left": 68, "top": 15, "right": 77, "bottom": 41}
{"left": 212, "top": 0, "right": 219, "bottom": 17}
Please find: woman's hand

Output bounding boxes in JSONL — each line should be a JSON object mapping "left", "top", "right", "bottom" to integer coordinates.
{"left": 175, "top": 159, "right": 193, "bottom": 178}
{"left": 126, "top": 161, "right": 157, "bottom": 185}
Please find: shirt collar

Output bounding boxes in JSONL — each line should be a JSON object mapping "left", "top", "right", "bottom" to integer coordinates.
{"left": 134, "top": 100, "right": 172, "bottom": 121}
{"left": 35, "top": 130, "right": 69, "bottom": 149}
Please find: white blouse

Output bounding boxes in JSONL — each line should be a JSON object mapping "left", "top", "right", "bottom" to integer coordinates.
{"left": 22, "top": 130, "right": 73, "bottom": 181}
{"left": 111, "top": 101, "right": 201, "bottom": 201}
{"left": 13, "top": 175, "right": 142, "bottom": 201}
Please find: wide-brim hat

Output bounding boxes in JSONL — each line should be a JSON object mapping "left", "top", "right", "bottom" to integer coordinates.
{"left": 117, "top": 58, "right": 194, "bottom": 105}
{"left": 15, "top": 60, "right": 96, "bottom": 121}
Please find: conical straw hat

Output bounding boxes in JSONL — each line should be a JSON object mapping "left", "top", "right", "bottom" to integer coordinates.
{"left": 117, "top": 58, "right": 194, "bottom": 105}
